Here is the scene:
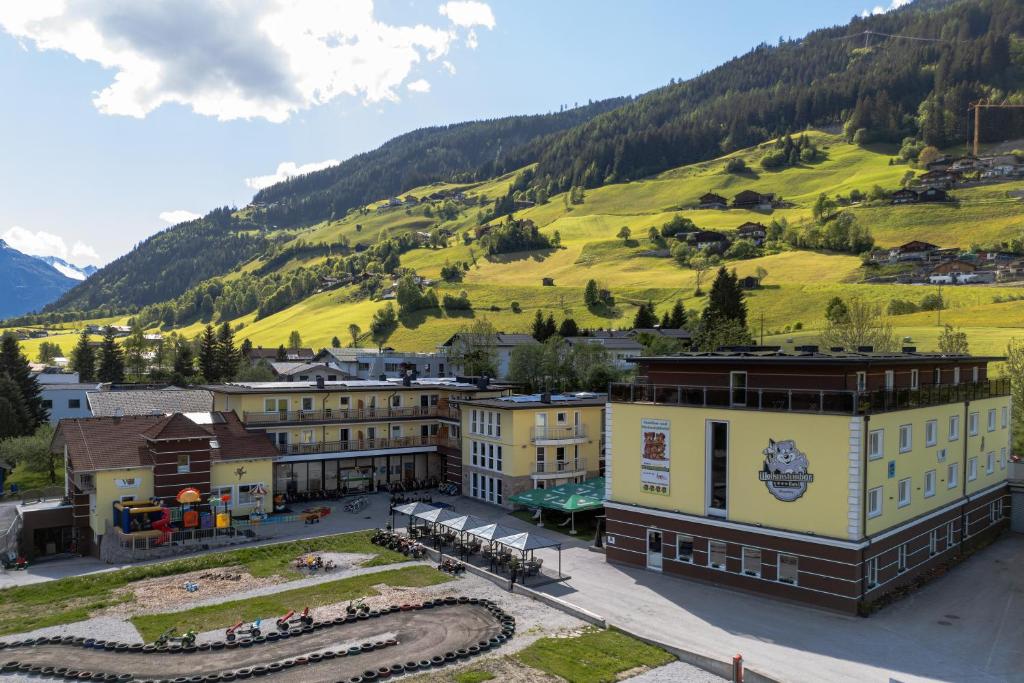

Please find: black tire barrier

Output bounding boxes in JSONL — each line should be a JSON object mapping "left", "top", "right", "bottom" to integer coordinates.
{"left": 220, "top": 674, "right": 236, "bottom": 682}
{"left": 198, "top": 643, "right": 211, "bottom": 651}
{"left": 156, "top": 646, "right": 168, "bottom": 653}
{"left": 266, "top": 663, "right": 283, "bottom": 674}
{"left": 103, "top": 642, "right": 117, "bottom": 651}
{"left": 360, "top": 643, "right": 375, "bottom": 652}
{"left": 444, "top": 597, "right": 457, "bottom": 605}
{"left": 83, "top": 639, "right": 96, "bottom": 648}
{"left": 210, "top": 642, "right": 225, "bottom": 650}
{"left": 488, "top": 637, "right": 500, "bottom": 646}
{"left": 203, "top": 676, "right": 221, "bottom": 682}
{"left": 184, "top": 644, "right": 198, "bottom": 653}
{"left": 55, "top": 667, "right": 69, "bottom": 675}
{"left": 288, "top": 628, "right": 303, "bottom": 637}
{"left": 347, "top": 646, "right": 362, "bottom": 656}
{"left": 48, "top": 636, "right": 63, "bottom": 644}
{"left": 443, "top": 652, "right": 457, "bottom": 663}
{"left": 1, "top": 661, "right": 19, "bottom": 672}
{"left": 118, "top": 676, "right": 133, "bottom": 682}
{"left": 142, "top": 645, "right": 157, "bottom": 653}
{"left": 16, "top": 663, "right": 32, "bottom": 672}
{"left": 467, "top": 645, "right": 480, "bottom": 655}
{"left": 28, "top": 664, "right": 44, "bottom": 673}
{"left": 348, "top": 677, "right": 363, "bottom": 683}
{"left": 251, "top": 665, "right": 269, "bottom": 676}
{"left": 374, "top": 641, "right": 386, "bottom": 650}
{"left": 430, "top": 656, "right": 444, "bottom": 666}
{"left": 356, "top": 613, "right": 370, "bottom": 621}
{"left": 457, "top": 596, "right": 469, "bottom": 604}
{"left": 322, "top": 650, "right": 336, "bottom": 659}
{"left": 477, "top": 640, "right": 490, "bottom": 651}
{"left": 301, "top": 625, "right": 314, "bottom": 634}
{"left": 308, "top": 653, "right": 323, "bottom": 663}
{"left": 294, "top": 656, "right": 309, "bottom": 666}
{"left": 333, "top": 617, "right": 346, "bottom": 625}
{"left": 404, "top": 661, "right": 418, "bottom": 671}
{"left": 265, "top": 633, "right": 279, "bottom": 642}
{"left": 496, "top": 634, "right": 508, "bottom": 643}
{"left": 225, "top": 641, "right": 238, "bottom": 650}
{"left": 253, "top": 636, "right": 266, "bottom": 644}
{"left": 367, "top": 611, "right": 380, "bottom": 619}
{"left": 281, "top": 659, "right": 296, "bottom": 669}
{"left": 238, "top": 639, "right": 253, "bottom": 648}
{"left": 456, "top": 648, "right": 469, "bottom": 658}
{"left": 129, "top": 643, "right": 144, "bottom": 652}
{"left": 236, "top": 668, "right": 253, "bottom": 678}
{"left": 376, "top": 665, "right": 391, "bottom": 677}
{"left": 362, "top": 671, "right": 378, "bottom": 681}
{"left": 418, "top": 659, "right": 431, "bottom": 669}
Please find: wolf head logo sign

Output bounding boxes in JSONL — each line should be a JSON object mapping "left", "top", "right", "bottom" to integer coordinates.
{"left": 759, "top": 439, "right": 813, "bottom": 502}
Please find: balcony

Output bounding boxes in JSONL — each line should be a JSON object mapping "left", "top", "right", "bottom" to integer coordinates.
{"left": 532, "top": 425, "right": 587, "bottom": 444}
{"left": 533, "top": 457, "right": 587, "bottom": 477}
{"left": 244, "top": 405, "right": 439, "bottom": 426}
{"left": 276, "top": 434, "right": 459, "bottom": 457}
{"left": 608, "top": 379, "right": 1010, "bottom": 416}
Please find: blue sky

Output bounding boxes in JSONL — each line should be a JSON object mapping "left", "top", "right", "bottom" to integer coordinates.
{"left": 0, "top": 0, "right": 901, "bottom": 266}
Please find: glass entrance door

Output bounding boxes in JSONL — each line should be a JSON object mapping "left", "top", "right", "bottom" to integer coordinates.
{"left": 707, "top": 421, "right": 729, "bottom": 517}
{"left": 646, "top": 529, "right": 663, "bottom": 570}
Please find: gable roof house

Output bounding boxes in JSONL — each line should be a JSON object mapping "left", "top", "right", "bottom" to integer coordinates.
{"left": 87, "top": 388, "right": 214, "bottom": 417}
{"left": 439, "top": 332, "right": 539, "bottom": 380}
{"left": 889, "top": 241, "right": 939, "bottom": 262}
{"left": 698, "top": 192, "right": 728, "bottom": 209}
{"left": 735, "top": 221, "right": 767, "bottom": 245}
{"left": 49, "top": 411, "right": 278, "bottom": 558}
{"left": 245, "top": 347, "right": 315, "bottom": 364}
{"left": 890, "top": 188, "right": 919, "bottom": 204}
{"left": 689, "top": 230, "right": 730, "bottom": 252}
{"left": 732, "top": 190, "right": 774, "bottom": 209}
{"left": 918, "top": 187, "right": 950, "bottom": 203}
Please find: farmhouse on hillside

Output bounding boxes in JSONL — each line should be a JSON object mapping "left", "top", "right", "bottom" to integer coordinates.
{"left": 731, "top": 190, "right": 774, "bottom": 210}
{"left": 735, "top": 221, "right": 767, "bottom": 245}
{"left": 698, "top": 192, "right": 728, "bottom": 209}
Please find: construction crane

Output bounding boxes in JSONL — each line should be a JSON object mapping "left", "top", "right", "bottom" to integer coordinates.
{"left": 968, "top": 100, "right": 1024, "bottom": 156}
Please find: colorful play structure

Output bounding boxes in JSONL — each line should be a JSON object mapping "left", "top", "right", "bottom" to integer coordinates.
{"left": 112, "top": 500, "right": 172, "bottom": 545}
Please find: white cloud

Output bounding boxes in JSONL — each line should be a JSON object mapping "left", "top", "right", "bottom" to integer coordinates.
{"left": 158, "top": 209, "right": 202, "bottom": 225}
{"left": 466, "top": 29, "right": 479, "bottom": 50}
{"left": 1, "top": 226, "right": 100, "bottom": 266}
{"left": 442, "top": 60, "right": 456, "bottom": 75}
{"left": 861, "top": 0, "right": 911, "bottom": 17}
{"left": 0, "top": 0, "right": 496, "bottom": 122}
{"left": 407, "top": 79, "right": 431, "bottom": 93}
{"left": 245, "top": 159, "right": 340, "bottom": 191}
{"left": 439, "top": 2, "right": 495, "bottom": 29}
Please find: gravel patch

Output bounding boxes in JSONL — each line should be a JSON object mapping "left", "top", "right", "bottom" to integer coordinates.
{"left": 625, "top": 660, "right": 727, "bottom": 682}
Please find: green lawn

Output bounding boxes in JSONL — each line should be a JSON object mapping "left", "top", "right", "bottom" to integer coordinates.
{"left": 0, "top": 530, "right": 407, "bottom": 636}
{"left": 4, "top": 462, "right": 65, "bottom": 494}
{"left": 515, "top": 628, "right": 675, "bottom": 683}
{"left": 130, "top": 564, "right": 451, "bottom": 642}
{"left": 453, "top": 672, "right": 496, "bottom": 683}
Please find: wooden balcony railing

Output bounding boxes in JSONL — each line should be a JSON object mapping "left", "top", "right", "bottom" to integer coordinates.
{"left": 277, "top": 434, "right": 459, "bottom": 456}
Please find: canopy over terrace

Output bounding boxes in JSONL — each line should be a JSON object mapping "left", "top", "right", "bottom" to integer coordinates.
{"left": 508, "top": 477, "right": 606, "bottom": 534}
{"left": 390, "top": 501, "right": 437, "bottom": 530}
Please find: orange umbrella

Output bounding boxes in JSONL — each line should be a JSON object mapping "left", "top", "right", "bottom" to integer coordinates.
{"left": 176, "top": 487, "right": 202, "bottom": 504}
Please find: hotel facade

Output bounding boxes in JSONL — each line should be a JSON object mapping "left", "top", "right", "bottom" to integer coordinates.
{"left": 604, "top": 349, "right": 1011, "bottom": 614}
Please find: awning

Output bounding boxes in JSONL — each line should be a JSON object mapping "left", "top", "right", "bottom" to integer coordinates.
{"left": 392, "top": 501, "right": 438, "bottom": 517}
{"left": 507, "top": 477, "right": 606, "bottom": 512}
{"left": 439, "top": 514, "right": 490, "bottom": 532}
{"left": 463, "top": 522, "right": 521, "bottom": 541}
{"left": 493, "top": 531, "right": 561, "bottom": 552}
{"left": 415, "top": 507, "right": 461, "bottom": 525}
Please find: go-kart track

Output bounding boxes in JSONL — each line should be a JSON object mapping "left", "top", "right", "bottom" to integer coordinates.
{"left": 0, "top": 598, "right": 512, "bottom": 683}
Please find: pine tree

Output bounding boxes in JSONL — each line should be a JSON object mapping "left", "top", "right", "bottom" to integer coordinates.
{"left": 0, "top": 334, "right": 44, "bottom": 430}
{"left": 276, "top": 345, "right": 288, "bottom": 361}
{"left": 660, "top": 311, "right": 671, "bottom": 329}
{"left": 669, "top": 300, "right": 687, "bottom": 329}
{"left": 97, "top": 327, "right": 126, "bottom": 384}
{"left": 701, "top": 267, "right": 747, "bottom": 328}
{"left": 70, "top": 331, "right": 96, "bottom": 382}
{"left": 584, "top": 279, "right": 600, "bottom": 307}
{"left": 123, "top": 322, "right": 148, "bottom": 380}
{"left": 0, "top": 372, "right": 31, "bottom": 439}
{"left": 216, "top": 322, "right": 240, "bottom": 382}
{"left": 632, "top": 301, "right": 658, "bottom": 329}
{"left": 331, "top": 336, "right": 341, "bottom": 348}
{"left": 558, "top": 318, "right": 580, "bottom": 337}
{"left": 172, "top": 338, "right": 196, "bottom": 382}
{"left": 544, "top": 314, "right": 558, "bottom": 340}
{"left": 531, "top": 310, "right": 547, "bottom": 341}
{"left": 198, "top": 325, "right": 220, "bottom": 382}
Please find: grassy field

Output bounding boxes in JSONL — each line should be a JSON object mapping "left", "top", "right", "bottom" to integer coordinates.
{"left": 0, "top": 530, "right": 406, "bottom": 636}
{"left": 130, "top": 564, "right": 450, "bottom": 642}
{"left": 514, "top": 628, "right": 674, "bottom": 683}
{"left": 14, "top": 132, "right": 1024, "bottom": 357}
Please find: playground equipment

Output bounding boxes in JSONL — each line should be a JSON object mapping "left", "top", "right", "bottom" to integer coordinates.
{"left": 346, "top": 600, "right": 370, "bottom": 615}
{"left": 182, "top": 581, "right": 199, "bottom": 593}
{"left": 112, "top": 500, "right": 171, "bottom": 546}
{"left": 225, "top": 618, "right": 261, "bottom": 642}
{"left": 154, "top": 627, "right": 197, "bottom": 647}
{"left": 276, "top": 607, "right": 312, "bottom": 631}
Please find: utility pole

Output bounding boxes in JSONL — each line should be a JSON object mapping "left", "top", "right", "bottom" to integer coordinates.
{"left": 937, "top": 283, "right": 943, "bottom": 327}
{"left": 760, "top": 312, "right": 765, "bottom": 346}
{"left": 968, "top": 101, "right": 1024, "bottom": 156}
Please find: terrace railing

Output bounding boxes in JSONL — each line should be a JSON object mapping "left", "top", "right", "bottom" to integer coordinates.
{"left": 277, "top": 434, "right": 459, "bottom": 456}
{"left": 532, "top": 425, "right": 587, "bottom": 442}
{"left": 608, "top": 378, "right": 1009, "bottom": 416}
{"left": 534, "top": 457, "right": 587, "bottom": 475}
{"left": 244, "top": 405, "right": 440, "bottom": 425}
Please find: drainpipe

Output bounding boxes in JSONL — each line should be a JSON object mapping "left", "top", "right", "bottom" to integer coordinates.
{"left": 860, "top": 413, "right": 870, "bottom": 602}
{"left": 960, "top": 396, "right": 970, "bottom": 553}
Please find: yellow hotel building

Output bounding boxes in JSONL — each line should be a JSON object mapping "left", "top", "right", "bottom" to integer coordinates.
{"left": 604, "top": 347, "right": 1011, "bottom": 614}
{"left": 458, "top": 393, "right": 605, "bottom": 508}
{"left": 206, "top": 376, "right": 508, "bottom": 495}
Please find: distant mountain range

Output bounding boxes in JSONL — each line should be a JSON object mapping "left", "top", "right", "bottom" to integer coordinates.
{"left": 0, "top": 239, "right": 96, "bottom": 318}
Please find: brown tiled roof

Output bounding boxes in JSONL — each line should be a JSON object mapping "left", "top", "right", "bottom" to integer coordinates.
{"left": 54, "top": 411, "right": 277, "bottom": 473}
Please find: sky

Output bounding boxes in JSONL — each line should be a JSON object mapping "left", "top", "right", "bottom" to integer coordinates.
{"left": 0, "top": 0, "right": 909, "bottom": 267}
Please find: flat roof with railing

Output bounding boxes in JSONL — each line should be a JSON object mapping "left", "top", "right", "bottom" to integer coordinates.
{"left": 609, "top": 379, "right": 1009, "bottom": 415}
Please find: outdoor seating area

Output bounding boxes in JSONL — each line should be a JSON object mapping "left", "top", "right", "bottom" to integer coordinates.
{"left": 391, "top": 502, "right": 565, "bottom": 586}
{"left": 508, "top": 477, "right": 606, "bottom": 536}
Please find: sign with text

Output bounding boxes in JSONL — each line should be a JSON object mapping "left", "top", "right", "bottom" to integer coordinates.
{"left": 641, "top": 418, "right": 671, "bottom": 495}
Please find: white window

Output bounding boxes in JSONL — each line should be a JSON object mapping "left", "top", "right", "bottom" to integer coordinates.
{"left": 471, "top": 441, "right": 479, "bottom": 466}
{"left": 929, "top": 529, "right": 938, "bottom": 556}
{"left": 899, "top": 424, "right": 912, "bottom": 453}
{"left": 556, "top": 411, "right": 567, "bottom": 424}
{"left": 949, "top": 415, "right": 960, "bottom": 441}
{"left": 924, "top": 469, "right": 936, "bottom": 498}
{"left": 742, "top": 547, "right": 761, "bottom": 577}
{"left": 936, "top": 447, "right": 947, "bottom": 463}
{"left": 968, "top": 457, "right": 978, "bottom": 482}
{"left": 867, "top": 486, "right": 883, "bottom": 518}
{"left": 933, "top": 367, "right": 942, "bottom": 385}
{"left": 496, "top": 445, "right": 503, "bottom": 472}
{"left": 867, "top": 557, "right": 879, "bottom": 587}
{"left": 868, "top": 429, "right": 884, "bottom": 460}
{"left": 947, "top": 522, "right": 955, "bottom": 546}
{"left": 471, "top": 409, "right": 478, "bottom": 434}
{"left": 990, "top": 499, "right": 1004, "bottom": 523}
{"left": 897, "top": 543, "right": 908, "bottom": 573}
{"left": 1002, "top": 406, "right": 1009, "bottom": 429}
{"left": 953, "top": 367, "right": 960, "bottom": 385}
{"left": 856, "top": 371, "right": 867, "bottom": 392}
{"left": 301, "top": 396, "right": 314, "bottom": 411}
{"left": 988, "top": 409, "right": 996, "bottom": 432}
{"left": 471, "top": 472, "right": 478, "bottom": 497}
{"left": 948, "top": 463, "right": 959, "bottom": 489}
{"left": 177, "top": 454, "right": 190, "bottom": 474}
{"left": 972, "top": 366, "right": 980, "bottom": 383}
{"left": 910, "top": 369, "right": 919, "bottom": 390}
{"left": 495, "top": 413, "right": 501, "bottom": 437}
{"left": 676, "top": 535, "right": 694, "bottom": 563}
{"left": 778, "top": 554, "right": 798, "bottom": 585}
{"left": 925, "top": 420, "right": 937, "bottom": 447}
{"left": 1001, "top": 447, "right": 1008, "bottom": 470}
{"left": 969, "top": 412, "right": 979, "bottom": 436}
{"left": 709, "top": 541, "right": 727, "bottom": 570}
{"left": 885, "top": 370, "right": 895, "bottom": 390}
{"left": 986, "top": 451, "right": 994, "bottom": 475}
{"left": 486, "top": 411, "right": 493, "bottom": 436}
{"left": 898, "top": 478, "right": 911, "bottom": 508}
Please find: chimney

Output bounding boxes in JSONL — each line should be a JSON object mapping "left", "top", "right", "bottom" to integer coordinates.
{"left": 379, "top": 374, "right": 387, "bottom": 381}
{"left": 403, "top": 374, "right": 412, "bottom": 387}
{"left": 316, "top": 376, "right": 325, "bottom": 389}
{"left": 113, "top": 407, "right": 124, "bottom": 423}
{"left": 540, "top": 391, "right": 551, "bottom": 404}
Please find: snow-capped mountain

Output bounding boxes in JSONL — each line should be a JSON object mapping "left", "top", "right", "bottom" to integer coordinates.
{"left": 34, "top": 255, "right": 97, "bottom": 281}
{"left": 0, "top": 240, "right": 86, "bottom": 319}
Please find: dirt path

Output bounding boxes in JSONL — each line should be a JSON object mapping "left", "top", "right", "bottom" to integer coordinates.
{"left": 3, "top": 602, "right": 507, "bottom": 681}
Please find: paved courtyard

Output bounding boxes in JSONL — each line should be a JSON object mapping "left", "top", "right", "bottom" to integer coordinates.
{"left": 4, "top": 493, "right": 1023, "bottom": 682}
